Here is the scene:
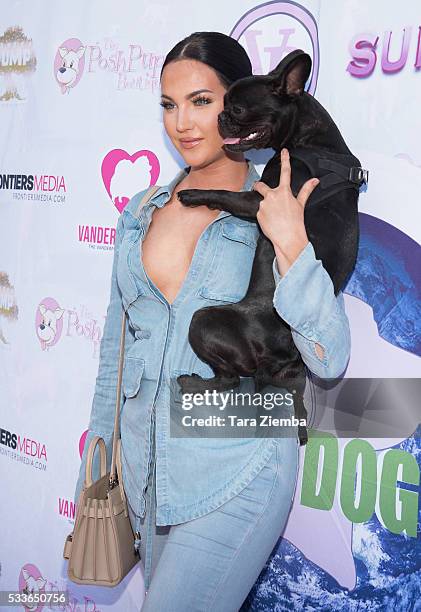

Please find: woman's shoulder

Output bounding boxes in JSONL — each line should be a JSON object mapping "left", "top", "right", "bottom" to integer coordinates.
{"left": 117, "top": 186, "right": 164, "bottom": 232}
{"left": 123, "top": 187, "right": 154, "bottom": 219}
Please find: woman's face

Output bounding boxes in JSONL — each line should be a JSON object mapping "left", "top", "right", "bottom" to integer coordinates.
{"left": 160, "top": 59, "right": 229, "bottom": 168}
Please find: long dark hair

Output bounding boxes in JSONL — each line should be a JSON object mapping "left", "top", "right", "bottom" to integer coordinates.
{"left": 160, "top": 31, "right": 252, "bottom": 89}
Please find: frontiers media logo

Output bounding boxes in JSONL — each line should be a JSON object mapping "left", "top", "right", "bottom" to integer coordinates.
{"left": 54, "top": 38, "right": 85, "bottom": 94}
{"left": 0, "top": 425, "right": 47, "bottom": 464}
{"left": 230, "top": 1, "right": 319, "bottom": 94}
{"left": 0, "top": 171, "right": 67, "bottom": 204}
{"left": 101, "top": 148, "right": 160, "bottom": 213}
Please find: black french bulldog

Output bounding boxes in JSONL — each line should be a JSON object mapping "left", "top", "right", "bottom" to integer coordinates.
{"left": 175, "top": 49, "right": 368, "bottom": 445}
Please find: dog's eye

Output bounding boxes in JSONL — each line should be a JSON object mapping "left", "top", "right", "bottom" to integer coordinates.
{"left": 232, "top": 106, "right": 244, "bottom": 116}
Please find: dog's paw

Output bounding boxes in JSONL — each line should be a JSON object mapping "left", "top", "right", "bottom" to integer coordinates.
{"left": 176, "top": 373, "right": 203, "bottom": 394}
{"left": 177, "top": 189, "right": 204, "bottom": 207}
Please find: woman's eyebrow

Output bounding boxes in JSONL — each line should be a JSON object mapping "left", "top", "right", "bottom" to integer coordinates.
{"left": 160, "top": 89, "right": 213, "bottom": 101}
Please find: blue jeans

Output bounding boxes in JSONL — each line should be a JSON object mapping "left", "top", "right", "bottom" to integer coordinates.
{"left": 127, "top": 428, "right": 299, "bottom": 611}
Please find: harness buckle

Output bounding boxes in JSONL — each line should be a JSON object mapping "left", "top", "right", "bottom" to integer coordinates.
{"left": 349, "top": 167, "right": 369, "bottom": 184}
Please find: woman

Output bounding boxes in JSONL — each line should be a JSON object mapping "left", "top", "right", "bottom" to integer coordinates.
{"left": 73, "top": 32, "right": 351, "bottom": 609}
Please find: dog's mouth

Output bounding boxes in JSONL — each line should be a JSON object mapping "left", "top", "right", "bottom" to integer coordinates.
{"left": 222, "top": 128, "right": 267, "bottom": 149}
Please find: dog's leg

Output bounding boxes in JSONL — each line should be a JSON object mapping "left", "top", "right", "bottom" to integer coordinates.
{"left": 264, "top": 364, "right": 309, "bottom": 445}
{"left": 177, "top": 189, "right": 262, "bottom": 219}
{"left": 176, "top": 371, "right": 241, "bottom": 395}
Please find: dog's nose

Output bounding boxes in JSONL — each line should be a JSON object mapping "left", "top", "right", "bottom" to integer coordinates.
{"left": 40, "top": 324, "right": 45, "bottom": 330}
{"left": 59, "top": 67, "right": 66, "bottom": 73}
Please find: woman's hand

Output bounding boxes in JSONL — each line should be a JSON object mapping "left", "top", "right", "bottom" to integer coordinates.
{"left": 253, "top": 148, "right": 319, "bottom": 276}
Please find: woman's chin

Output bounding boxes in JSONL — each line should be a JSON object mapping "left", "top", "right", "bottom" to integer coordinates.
{"left": 180, "top": 150, "right": 213, "bottom": 167}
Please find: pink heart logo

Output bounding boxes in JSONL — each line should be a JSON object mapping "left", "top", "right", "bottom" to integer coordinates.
{"left": 101, "top": 149, "right": 160, "bottom": 213}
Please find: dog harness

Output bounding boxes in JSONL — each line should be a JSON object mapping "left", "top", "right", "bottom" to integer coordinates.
{"left": 289, "top": 146, "right": 369, "bottom": 204}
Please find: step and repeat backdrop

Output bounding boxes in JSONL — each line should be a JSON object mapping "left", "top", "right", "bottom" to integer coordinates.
{"left": 0, "top": 1, "right": 420, "bottom": 610}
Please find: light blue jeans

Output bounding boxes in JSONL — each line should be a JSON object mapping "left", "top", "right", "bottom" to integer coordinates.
{"left": 127, "top": 420, "right": 299, "bottom": 611}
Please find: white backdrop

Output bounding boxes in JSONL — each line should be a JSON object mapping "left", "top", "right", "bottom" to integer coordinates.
{"left": 1, "top": 1, "right": 419, "bottom": 610}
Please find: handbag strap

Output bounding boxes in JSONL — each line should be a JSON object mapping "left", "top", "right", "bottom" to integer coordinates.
{"left": 109, "top": 183, "right": 161, "bottom": 489}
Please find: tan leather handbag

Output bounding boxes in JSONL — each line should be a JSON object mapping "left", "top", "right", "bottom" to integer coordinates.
{"left": 63, "top": 184, "right": 161, "bottom": 587}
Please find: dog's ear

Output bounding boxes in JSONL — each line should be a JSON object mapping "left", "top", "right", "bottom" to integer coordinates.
{"left": 267, "top": 49, "right": 312, "bottom": 97}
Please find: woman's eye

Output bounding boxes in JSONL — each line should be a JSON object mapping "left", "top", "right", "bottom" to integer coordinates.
{"left": 192, "top": 96, "right": 211, "bottom": 105}
{"left": 159, "top": 97, "right": 212, "bottom": 110}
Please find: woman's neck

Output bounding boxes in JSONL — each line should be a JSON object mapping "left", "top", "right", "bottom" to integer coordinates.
{"left": 183, "top": 155, "right": 249, "bottom": 192}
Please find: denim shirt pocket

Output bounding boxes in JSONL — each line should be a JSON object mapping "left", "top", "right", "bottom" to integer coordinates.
{"left": 198, "top": 222, "right": 259, "bottom": 303}
{"left": 117, "top": 230, "right": 147, "bottom": 312}
{"left": 122, "top": 356, "right": 145, "bottom": 398}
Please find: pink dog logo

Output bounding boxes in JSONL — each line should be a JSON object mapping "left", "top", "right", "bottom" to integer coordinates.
{"left": 54, "top": 38, "right": 85, "bottom": 94}
{"left": 101, "top": 148, "right": 160, "bottom": 213}
{"left": 36, "top": 298, "right": 64, "bottom": 350}
{"left": 19, "top": 564, "right": 46, "bottom": 612}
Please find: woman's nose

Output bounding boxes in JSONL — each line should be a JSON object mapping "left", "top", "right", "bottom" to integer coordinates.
{"left": 176, "top": 107, "right": 194, "bottom": 132}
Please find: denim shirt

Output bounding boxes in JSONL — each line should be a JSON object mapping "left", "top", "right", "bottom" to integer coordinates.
{"left": 73, "top": 159, "right": 351, "bottom": 525}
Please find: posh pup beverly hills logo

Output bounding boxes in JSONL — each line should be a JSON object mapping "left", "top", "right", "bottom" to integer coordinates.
{"left": 230, "top": 1, "right": 319, "bottom": 94}
{"left": 54, "top": 35, "right": 163, "bottom": 93}
{"left": 101, "top": 147, "right": 160, "bottom": 213}
{"left": 19, "top": 566, "right": 47, "bottom": 612}
{"left": 36, "top": 298, "right": 64, "bottom": 350}
{"left": 54, "top": 38, "right": 86, "bottom": 94}
{"left": 36, "top": 298, "right": 103, "bottom": 357}
{"left": 18, "top": 564, "right": 99, "bottom": 611}
{"left": 347, "top": 23, "right": 421, "bottom": 77}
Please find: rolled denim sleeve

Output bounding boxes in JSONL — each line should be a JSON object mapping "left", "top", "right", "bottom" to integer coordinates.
{"left": 272, "top": 241, "right": 351, "bottom": 379}
{"left": 73, "top": 212, "right": 135, "bottom": 506}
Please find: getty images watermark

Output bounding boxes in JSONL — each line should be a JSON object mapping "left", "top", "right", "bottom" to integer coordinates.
{"left": 169, "top": 375, "right": 304, "bottom": 438}
{"left": 168, "top": 375, "right": 421, "bottom": 440}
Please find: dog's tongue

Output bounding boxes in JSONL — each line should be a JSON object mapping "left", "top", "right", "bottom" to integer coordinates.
{"left": 223, "top": 137, "right": 241, "bottom": 144}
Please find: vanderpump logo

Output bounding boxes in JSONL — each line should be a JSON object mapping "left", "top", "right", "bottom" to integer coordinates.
{"left": 78, "top": 146, "right": 160, "bottom": 250}
{"left": 78, "top": 223, "right": 117, "bottom": 251}
{"left": 0, "top": 425, "right": 47, "bottom": 468}
{"left": 0, "top": 26, "right": 37, "bottom": 103}
{"left": 0, "top": 172, "right": 67, "bottom": 204}
{"left": 54, "top": 35, "right": 164, "bottom": 93}
{"left": 230, "top": 1, "right": 319, "bottom": 93}
{"left": 347, "top": 22, "right": 421, "bottom": 77}
{"left": 102, "top": 147, "right": 160, "bottom": 212}
{"left": 58, "top": 429, "right": 88, "bottom": 522}
{"left": 36, "top": 297, "right": 102, "bottom": 357}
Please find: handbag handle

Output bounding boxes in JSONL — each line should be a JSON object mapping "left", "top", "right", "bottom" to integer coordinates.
{"left": 109, "top": 183, "right": 161, "bottom": 491}
{"left": 85, "top": 436, "right": 107, "bottom": 487}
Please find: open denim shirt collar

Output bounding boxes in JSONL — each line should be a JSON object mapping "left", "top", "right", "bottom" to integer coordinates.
{"left": 123, "top": 158, "right": 260, "bottom": 227}
{"left": 150, "top": 157, "right": 258, "bottom": 205}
